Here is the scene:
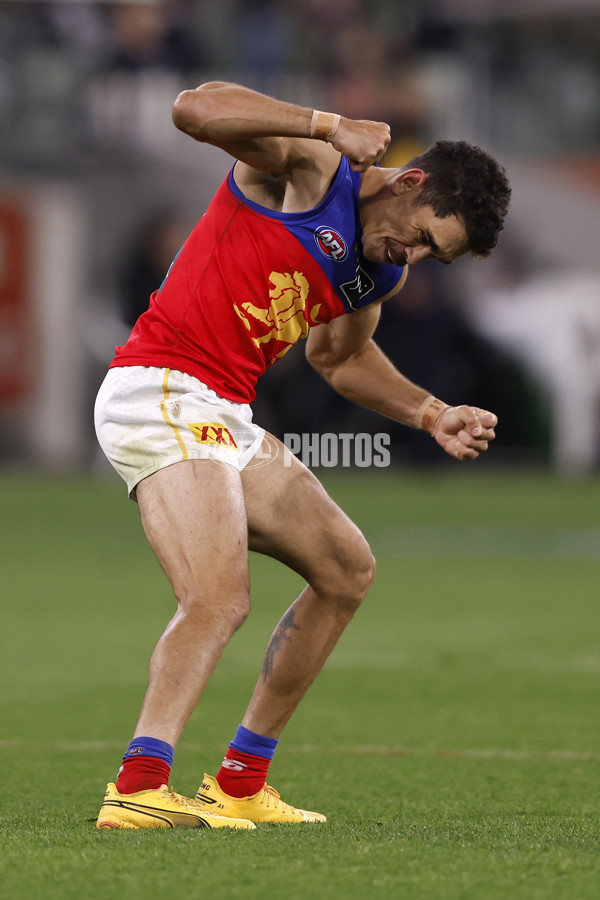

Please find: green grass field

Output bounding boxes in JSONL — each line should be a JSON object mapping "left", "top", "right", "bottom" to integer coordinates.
{"left": 1, "top": 467, "right": 599, "bottom": 899}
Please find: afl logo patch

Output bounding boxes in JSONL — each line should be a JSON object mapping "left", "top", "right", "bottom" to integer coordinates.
{"left": 314, "top": 226, "right": 349, "bottom": 262}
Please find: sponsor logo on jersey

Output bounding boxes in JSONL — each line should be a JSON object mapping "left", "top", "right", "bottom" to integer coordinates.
{"left": 188, "top": 422, "right": 238, "bottom": 448}
{"left": 313, "top": 226, "right": 349, "bottom": 261}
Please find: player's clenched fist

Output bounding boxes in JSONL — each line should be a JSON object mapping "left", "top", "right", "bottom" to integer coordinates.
{"left": 432, "top": 405, "right": 498, "bottom": 461}
{"left": 331, "top": 118, "right": 391, "bottom": 172}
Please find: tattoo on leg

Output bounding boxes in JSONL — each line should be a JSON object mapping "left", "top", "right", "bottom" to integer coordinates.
{"left": 262, "top": 608, "right": 301, "bottom": 679}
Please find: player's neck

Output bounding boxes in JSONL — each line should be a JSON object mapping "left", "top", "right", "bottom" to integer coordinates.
{"left": 359, "top": 166, "right": 401, "bottom": 205}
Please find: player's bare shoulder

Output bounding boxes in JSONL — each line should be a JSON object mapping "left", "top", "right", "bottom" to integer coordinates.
{"left": 234, "top": 140, "right": 342, "bottom": 214}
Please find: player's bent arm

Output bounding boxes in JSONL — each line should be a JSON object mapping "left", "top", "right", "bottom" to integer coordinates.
{"left": 306, "top": 307, "right": 498, "bottom": 461}
{"left": 171, "top": 81, "right": 391, "bottom": 174}
{"left": 306, "top": 307, "right": 434, "bottom": 427}
{"left": 172, "top": 81, "right": 316, "bottom": 173}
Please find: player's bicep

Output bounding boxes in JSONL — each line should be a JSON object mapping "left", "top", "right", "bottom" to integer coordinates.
{"left": 306, "top": 303, "right": 382, "bottom": 378}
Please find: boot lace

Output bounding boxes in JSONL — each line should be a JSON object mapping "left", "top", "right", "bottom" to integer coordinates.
{"left": 262, "top": 785, "right": 295, "bottom": 812}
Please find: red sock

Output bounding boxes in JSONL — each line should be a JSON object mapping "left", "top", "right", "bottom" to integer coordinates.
{"left": 216, "top": 747, "right": 272, "bottom": 798}
{"left": 116, "top": 756, "right": 171, "bottom": 794}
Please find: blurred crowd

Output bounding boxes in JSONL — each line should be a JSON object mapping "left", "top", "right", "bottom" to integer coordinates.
{"left": 0, "top": 0, "right": 445, "bottom": 165}
{"left": 2, "top": 0, "right": 598, "bottom": 160}
{"left": 0, "top": 1, "right": 457, "bottom": 80}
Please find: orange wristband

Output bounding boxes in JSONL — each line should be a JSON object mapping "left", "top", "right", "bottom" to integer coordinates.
{"left": 415, "top": 396, "right": 449, "bottom": 435}
{"left": 310, "top": 109, "right": 341, "bottom": 143}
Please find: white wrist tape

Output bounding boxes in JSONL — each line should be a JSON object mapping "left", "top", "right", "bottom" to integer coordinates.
{"left": 310, "top": 109, "right": 341, "bottom": 143}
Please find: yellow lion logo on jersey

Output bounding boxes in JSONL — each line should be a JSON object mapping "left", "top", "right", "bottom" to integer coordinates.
{"left": 234, "top": 271, "right": 322, "bottom": 359}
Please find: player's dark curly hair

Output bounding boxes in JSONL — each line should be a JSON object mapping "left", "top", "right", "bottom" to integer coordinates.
{"left": 404, "top": 140, "right": 511, "bottom": 258}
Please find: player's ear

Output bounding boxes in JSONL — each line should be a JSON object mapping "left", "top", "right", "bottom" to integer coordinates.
{"left": 392, "top": 168, "right": 427, "bottom": 194}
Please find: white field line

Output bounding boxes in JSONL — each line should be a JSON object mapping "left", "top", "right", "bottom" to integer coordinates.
{"left": 0, "top": 739, "right": 597, "bottom": 762}
{"left": 370, "top": 525, "right": 600, "bottom": 559}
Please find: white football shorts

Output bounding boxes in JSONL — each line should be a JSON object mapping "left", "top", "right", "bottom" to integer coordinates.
{"left": 94, "top": 366, "right": 265, "bottom": 498}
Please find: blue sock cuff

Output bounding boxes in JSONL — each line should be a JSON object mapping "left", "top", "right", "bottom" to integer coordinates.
{"left": 123, "top": 736, "right": 175, "bottom": 766}
{"left": 230, "top": 724, "right": 279, "bottom": 760}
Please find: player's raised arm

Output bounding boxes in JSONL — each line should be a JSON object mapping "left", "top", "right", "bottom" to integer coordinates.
{"left": 171, "top": 81, "right": 391, "bottom": 173}
{"left": 306, "top": 306, "right": 497, "bottom": 462}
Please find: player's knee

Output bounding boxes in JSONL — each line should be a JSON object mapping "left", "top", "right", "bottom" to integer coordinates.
{"left": 174, "top": 584, "right": 251, "bottom": 634}
{"left": 321, "top": 533, "right": 376, "bottom": 614}
{"left": 223, "top": 592, "right": 252, "bottom": 633}
{"left": 348, "top": 540, "right": 377, "bottom": 605}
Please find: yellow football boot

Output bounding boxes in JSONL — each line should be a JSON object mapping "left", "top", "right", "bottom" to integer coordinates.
{"left": 195, "top": 774, "right": 326, "bottom": 824}
{"left": 96, "top": 782, "right": 256, "bottom": 830}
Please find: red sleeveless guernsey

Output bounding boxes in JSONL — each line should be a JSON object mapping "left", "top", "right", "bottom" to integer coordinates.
{"left": 111, "top": 158, "right": 405, "bottom": 403}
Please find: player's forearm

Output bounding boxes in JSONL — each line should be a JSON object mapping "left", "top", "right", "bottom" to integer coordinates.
{"left": 317, "top": 339, "right": 436, "bottom": 428}
{"left": 172, "top": 81, "right": 313, "bottom": 144}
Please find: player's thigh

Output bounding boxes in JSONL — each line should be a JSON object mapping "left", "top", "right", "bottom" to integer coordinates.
{"left": 241, "top": 434, "right": 375, "bottom": 592}
{"left": 136, "top": 458, "right": 250, "bottom": 605}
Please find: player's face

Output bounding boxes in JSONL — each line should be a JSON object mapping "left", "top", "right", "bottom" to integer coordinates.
{"left": 361, "top": 189, "right": 470, "bottom": 268}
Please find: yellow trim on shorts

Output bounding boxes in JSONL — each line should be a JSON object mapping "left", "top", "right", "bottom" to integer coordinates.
{"left": 160, "top": 368, "right": 189, "bottom": 461}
